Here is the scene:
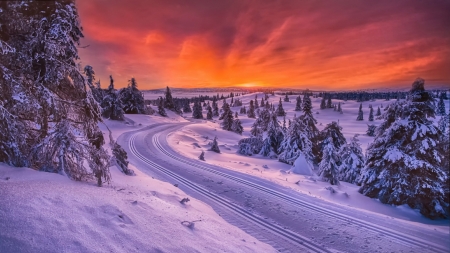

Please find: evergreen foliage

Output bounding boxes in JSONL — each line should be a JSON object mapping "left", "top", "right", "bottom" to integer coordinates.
{"left": 368, "top": 105, "right": 374, "bottom": 121}
{"left": 339, "top": 135, "right": 364, "bottom": 184}
{"left": 210, "top": 137, "right": 220, "bottom": 153}
{"left": 356, "top": 103, "right": 364, "bottom": 121}
{"left": 295, "top": 95, "right": 302, "bottom": 111}
{"left": 164, "top": 86, "right": 175, "bottom": 110}
{"left": 119, "top": 77, "right": 145, "bottom": 114}
{"left": 318, "top": 137, "right": 340, "bottom": 185}
{"left": 101, "top": 76, "right": 125, "bottom": 121}
{"left": 275, "top": 98, "right": 286, "bottom": 116}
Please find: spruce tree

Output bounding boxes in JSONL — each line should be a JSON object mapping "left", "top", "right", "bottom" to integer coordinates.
{"left": 318, "top": 137, "right": 340, "bottom": 185}
{"left": 192, "top": 101, "right": 203, "bottom": 119}
{"left": 275, "top": 98, "right": 286, "bottom": 116}
{"left": 320, "top": 97, "right": 326, "bottom": 109}
{"left": 339, "top": 135, "right": 364, "bottom": 184}
{"left": 284, "top": 93, "right": 290, "bottom": 102}
{"left": 366, "top": 124, "right": 376, "bottom": 136}
{"left": 199, "top": 151, "right": 205, "bottom": 161}
{"left": 83, "top": 65, "right": 103, "bottom": 103}
{"left": 278, "top": 116, "right": 314, "bottom": 165}
{"left": 231, "top": 119, "right": 243, "bottom": 135}
{"left": 247, "top": 100, "right": 256, "bottom": 118}
{"left": 164, "top": 86, "right": 174, "bottom": 110}
{"left": 206, "top": 105, "right": 213, "bottom": 120}
{"left": 221, "top": 105, "right": 234, "bottom": 131}
{"left": 356, "top": 103, "right": 364, "bottom": 121}
{"left": 183, "top": 102, "right": 192, "bottom": 113}
{"left": 327, "top": 97, "right": 332, "bottom": 108}
{"left": 212, "top": 98, "right": 219, "bottom": 116}
{"left": 295, "top": 95, "right": 302, "bottom": 111}
{"left": 210, "top": 137, "right": 220, "bottom": 153}
{"left": 437, "top": 96, "right": 446, "bottom": 116}
{"left": 158, "top": 98, "right": 167, "bottom": 117}
{"left": 299, "top": 94, "right": 320, "bottom": 162}
{"left": 319, "top": 121, "right": 346, "bottom": 162}
{"left": 368, "top": 105, "right": 374, "bottom": 121}
{"left": 119, "top": 77, "right": 145, "bottom": 114}
{"left": 376, "top": 106, "right": 381, "bottom": 116}
{"left": 101, "top": 76, "right": 125, "bottom": 121}
{"left": 359, "top": 78, "right": 448, "bottom": 219}
{"left": 0, "top": 1, "right": 110, "bottom": 184}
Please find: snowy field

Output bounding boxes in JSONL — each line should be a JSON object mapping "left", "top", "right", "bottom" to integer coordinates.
{"left": 167, "top": 91, "right": 450, "bottom": 228}
{"left": 0, "top": 114, "right": 276, "bottom": 253}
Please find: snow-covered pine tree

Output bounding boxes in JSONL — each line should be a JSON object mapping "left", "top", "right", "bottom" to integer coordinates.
{"left": 284, "top": 93, "right": 290, "bottom": 102}
{"left": 183, "top": 101, "right": 192, "bottom": 113}
{"left": 210, "top": 137, "right": 220, "bottom": 153}
{"left": 295, "top": 95, "right": 302, "bottom": 111}
{"left": 319, "top": 121, "right": 346, "bottom": 163}
{"left": 83, "top": 65, "right": 103, "bottom": 103}
{"left": 278, "top": 116, "right": 314, "bottom": 165}
{"left": 119, "top": 77, "right": 146, "bottom": 114}
{"left": 112, "top": 142, "right": 133, "bottom": 176}
{"left": 192, "top": 100, "right": 203, "bottom": 119}
{"left": 240, "top": 106, "right": 246, "bottom": 114}
{"left": 254, "top": 97, "right": 259, "bottom": 109}
{"left": 320, "top": 97, "right": 326, "bottom": 109}
{"left": 250, "top": 118, "right": 263, "bottom": 137}
{"left": 318, "top": 137, "right": 340, "bottom": 185}
{"left": 275, "top": 97, "right": 286, "bottom": 116}
{"left": 238, "top": 137, "right": 263, "bottom": 155}
{"left": 158, "top": 98, "right": 167, "bottom": 117}
{"left": 260, "top": 113, "right": 284, "bottom": 157}
{"left": 247, "top": 100, "right": 256, "bottom": 118}
{"left": 299, "top": 94, "right": 320, "bottom": 162}
{"left": 368, "top": 105, "right": 374, "bottom": 121}
{"left": 231, "top": 119, "right": 243, "bottom": 135}
{"left": 338, "top": 102, "right": 342, "bottom": 113}
{"left": 327, "top": 97, "right": 332, "bottom": 108}
{"left": 356, "top": 103, "right": 364, "bottom": 121}
{"left": 212, "top": 98, "right": 219, "bottom": 116}
{"left": 221, "top": 105, "right": 234, "bottom": 131}
{"left": 164, "top": 86, "right": 175, "bottom": 110}
{"left": 376, "top": 106, "right": 381, "bottom": 116}
{"left": 259, "top": 98, "right": 264, "bottom": 108}
{"left": 101, "top": 76, "right": 125, "bottom": 120}
{"left": 206, "top": 105, "right": 213, "bottom": 120}
{"left": 436, "top": 96, "right": 446, "bottom": 116}
{"left": 359, "top": 78, "right": 448, "bottom": 219}
{"left": 339, "top": 135, "right": 364, "bottom": 184}
{"left": 366, "top": 124, "right": 376, "bottom": 136}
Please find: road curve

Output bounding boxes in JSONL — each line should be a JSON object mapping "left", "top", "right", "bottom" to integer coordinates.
{"left": 118, "top": 122, "right": 450, "bottom": 253}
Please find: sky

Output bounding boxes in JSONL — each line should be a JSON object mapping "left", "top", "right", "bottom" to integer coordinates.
{"left": 76, "top": 0, "right": 450, "bottom": 90}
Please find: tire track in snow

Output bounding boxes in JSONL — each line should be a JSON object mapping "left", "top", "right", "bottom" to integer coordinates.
{"left": 151, "top": 124, "right": 448, "bottom": 253}
{"left": 129, "top": 132, "right": 331, "bottom": 253}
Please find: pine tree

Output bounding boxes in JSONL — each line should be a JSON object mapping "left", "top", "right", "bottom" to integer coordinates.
{"left": 284, "top": 93, "right": 290, "bottom": 102}
{"left": 83, "top": 65, "right": 103, "bottom": 103}
{"left": 275, "top": 98, "right": 286, "bottom": 116}
{"left": 320, "top": 97, "right": 326, "bottom": 109}
{"left": 158, "top": 98, "right": 167, "bottom": 117}
{"left": 206, "top": 105, "right": 213, "bottom": 120}
{"left": 376, "top": 106, "right": 381, "bottom": 116}
{"left": 339, "top": 135, "right": 364, "bottom": 184}
{"left": 119, "top": 77, "right": 146, "bottom": 114}
{"left": 238, "top": 137, "right": 263, "bottom": 155}
{"left": 359, "top": 78, "right": 448, "bottom": 219}
{"left": 327, "top": 97, "right": 332, "bottom": 108}
{"left": 240, "top": 106, "right": 246, "bottom": 114}
{"left": 112, "top": 142, "right": 133, "bottom": 175}
{"left": 183, "top": 102, "right": 192, "bottom": 113}
{"left": 231, "top": 119, "right": 243, "bottom": 135}
{"left": 212, "top": 98, "right": 219, "bottom": 116}
{"left": 366, "top": 124, "right": 376, "bottom": 136}
{"left": 101, "top": 76, "right": 125, "bottom": 121}
{"left": 0, "top": 1, "right": 110, "bottom": 184}
{"left": 318, "top": 138, "right": 340, "bottom": 185}
{"left": 247, "top": 100, "right": 256, "bottom": 118}
{"left": 437, "top": 96, "right": 446, "bottom": 116}
{"left": 356, "top": 103, "right": 364, "bottom": 121}
{"left": 319, "top": 121, "right": 346, "bottom": 162}
{"left": 278, "top": 116, "right": 314, "bottom": 165}
{"left": 192, "top": 100, "right": 203, "bottom": 119}
{"left": 294, "top": 95, "right": 302, "bottom": 111}
{"left": 164, "top": 86, "right": 175, "bottom": 110}
{"left": 221, "top": 105, "right": 234, "bottom": 131}
{"left": 210, "top": 137, "right": 220, "bottom": 153}
{"left": 368, "top": 105, "right": 374, "bottom": 121}
{"left": 338, "top": 102, "right": 342, "bottom": 113}
{"left": 299, "top": 94, "right": 320, "bottom": 162}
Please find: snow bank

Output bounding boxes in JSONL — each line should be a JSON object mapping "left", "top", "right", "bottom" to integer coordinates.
{"left": 0, "top": 163, "right": 275, "bottom": 253}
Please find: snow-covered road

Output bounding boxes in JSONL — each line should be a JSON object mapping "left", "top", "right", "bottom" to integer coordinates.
{"left": 118, "top": 122, "right": 450, "bottom": 253}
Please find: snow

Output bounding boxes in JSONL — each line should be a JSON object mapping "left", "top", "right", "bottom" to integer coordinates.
{"left": 0, "top": 112, "right": 276, "bottom": 253}
{"left": 291, "top": 153, "right": 314, "bottom": 176}
{"left": 167, "top": 92, "right": 450, "bottom": 228}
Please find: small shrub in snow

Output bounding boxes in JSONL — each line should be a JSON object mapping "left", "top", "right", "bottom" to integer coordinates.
{"left": 112, "top": 142, "right": 134, "bottom": 176}
{"left": 199, "top": 151, "right": 205, "bottom": 161}
{"left": 366, "top": 124, "right": 376, "bottom": 137}
{"left": 210, "top": 137, "right": 221, "bottom": 153}
{"left": 180, "top": 198, "right": 190, "bottom": 205}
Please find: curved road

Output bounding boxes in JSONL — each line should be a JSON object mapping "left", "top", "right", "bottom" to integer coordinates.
{"left": 118, "top": 122, "right": 449, "bottom": 253}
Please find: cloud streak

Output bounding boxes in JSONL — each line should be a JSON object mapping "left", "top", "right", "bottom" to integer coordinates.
{"left": 77, "top": 0, "right": 450, "bottom": 89}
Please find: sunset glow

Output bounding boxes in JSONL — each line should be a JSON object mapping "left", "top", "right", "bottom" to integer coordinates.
{"left": 76, "top": 0, "right": 450, "bottom": 90}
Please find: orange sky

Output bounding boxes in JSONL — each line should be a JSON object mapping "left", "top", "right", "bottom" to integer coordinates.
{"left": 76, "top": 0, "right": 450, "bottom": 90}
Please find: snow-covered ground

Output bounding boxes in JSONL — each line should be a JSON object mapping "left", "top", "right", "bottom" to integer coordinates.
{"left": 167, "top": 92, "right": 450, "bottom": 229}
{"left": 0, "top": 114, "right": 276, "bottom": 253}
